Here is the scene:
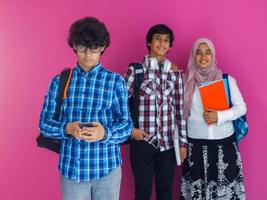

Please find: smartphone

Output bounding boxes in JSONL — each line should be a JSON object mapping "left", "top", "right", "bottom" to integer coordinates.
{"left": 79, "top": 122, "right": 96, "bottom": 129}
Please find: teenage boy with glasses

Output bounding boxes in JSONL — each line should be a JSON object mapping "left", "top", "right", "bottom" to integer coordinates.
{"left": 39, "top": 16, "right": 132, "bottom": 200}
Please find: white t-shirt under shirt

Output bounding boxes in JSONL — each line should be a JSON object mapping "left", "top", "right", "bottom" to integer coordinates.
{"left": 187, "top": 75, "right": 247, "bottom": 140}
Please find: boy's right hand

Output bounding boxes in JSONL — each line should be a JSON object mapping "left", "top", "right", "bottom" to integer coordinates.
{"left": 131, "top": 128, "right": 149, "bottom": 140}
{"left": 66, "top": 121, "right": 83, "bottom": 139}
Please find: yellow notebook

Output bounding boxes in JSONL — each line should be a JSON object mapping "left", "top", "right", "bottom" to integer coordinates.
{"left": 199, "top": 79, "right": 229, "bottom": 111}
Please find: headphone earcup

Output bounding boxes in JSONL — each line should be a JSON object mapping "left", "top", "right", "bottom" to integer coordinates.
{"left": 146, "top": 57, "right": 158, "bottom": 70}
{"left": 164, "top": 60, "right": 171, "bottom": 72}
{"left": 150, "top": 57, "right": 158, "bottom": 68}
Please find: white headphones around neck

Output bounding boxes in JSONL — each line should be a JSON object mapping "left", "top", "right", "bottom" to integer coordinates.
{"left": 145, "top": 56, "right": 171, "bottom": 72}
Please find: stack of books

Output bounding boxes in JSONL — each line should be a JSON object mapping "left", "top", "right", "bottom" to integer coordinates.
{"left": 198, "top": 79, "right": 230, "bottom": 110}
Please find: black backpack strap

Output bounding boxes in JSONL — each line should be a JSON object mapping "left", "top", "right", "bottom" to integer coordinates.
{"left": 223, "top": 73, "right": 233, "bottom": 107}
{"left": 54, "top": 68, "right": 73, "bottom": 120}
{"left": 129, "top": 63, "right": 144, "bottom": 128}
{"left": 131, "top": 63, "right": 144, "bottom": 98}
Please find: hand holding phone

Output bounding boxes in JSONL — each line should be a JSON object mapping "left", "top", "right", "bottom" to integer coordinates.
{"left": 79, "top": 123, "right": 97, "bottom": 136}
{"left": 79, "top": 122, "right": 105, "bottom": 142}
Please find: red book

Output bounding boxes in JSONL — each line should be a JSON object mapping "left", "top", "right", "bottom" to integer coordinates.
{"left": 198, "top": 80, "right": 229, "bottom": 111}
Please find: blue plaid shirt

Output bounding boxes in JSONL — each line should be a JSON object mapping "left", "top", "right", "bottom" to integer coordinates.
{"left": 39, "top": 64, "right": 132, "bottom": 181}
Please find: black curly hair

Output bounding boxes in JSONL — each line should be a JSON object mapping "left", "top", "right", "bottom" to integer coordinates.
{"left": 67, "top": 17, "right": 110, "bottom": 54}
{"left": 146, "top": 24, "right": 174, "bottom": 52}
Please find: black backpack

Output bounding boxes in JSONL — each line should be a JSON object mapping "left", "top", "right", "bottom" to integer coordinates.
{"left": 123, "top": 63, "right": 144, "bottom": 144}
{"left": 36, "top": 68, "right": 73, "bottom": 153}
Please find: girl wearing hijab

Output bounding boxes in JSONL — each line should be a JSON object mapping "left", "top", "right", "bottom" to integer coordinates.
{"left": 180, "top": 38, "right": 246, "bottom": 199}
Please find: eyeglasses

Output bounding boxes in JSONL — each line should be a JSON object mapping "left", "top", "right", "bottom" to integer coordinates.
{"left": 74, "top": 44, "right": 103, "bottom": 54}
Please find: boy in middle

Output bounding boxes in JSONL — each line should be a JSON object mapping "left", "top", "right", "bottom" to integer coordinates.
{"left": 124, "top": 24, "right": 188, "bottom": 200}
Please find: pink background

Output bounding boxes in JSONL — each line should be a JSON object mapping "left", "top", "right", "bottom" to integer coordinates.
{"left": 0, "top": 0, "right": 266, "bottom": 199}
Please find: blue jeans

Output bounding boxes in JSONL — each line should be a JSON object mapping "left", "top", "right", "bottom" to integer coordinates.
{"left": 60, "top": 167, "right": 121, "bottom": 200}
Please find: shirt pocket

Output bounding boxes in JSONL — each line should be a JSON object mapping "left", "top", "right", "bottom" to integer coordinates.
{"left": 162, "top": 80, "right": 174, "bottom": 97}
{"left": 139, "top": 79, "right": 156, "bottom": 97}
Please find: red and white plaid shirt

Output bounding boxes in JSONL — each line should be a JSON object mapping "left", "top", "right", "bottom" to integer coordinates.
{"left": 124, "top": 56, "right": 187, "bottom": 151}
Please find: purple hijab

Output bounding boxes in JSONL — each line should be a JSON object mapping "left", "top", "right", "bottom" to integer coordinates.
{"left": 184, "top": 38, "right": 222, "bottom": 119}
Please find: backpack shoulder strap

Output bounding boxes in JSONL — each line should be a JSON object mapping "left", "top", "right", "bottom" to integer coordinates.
{"left": 129, "top": 63, "right": 144, "bottom": 95}
{"left": 61, "top": 68, "right": 73, "bottom": 99}
{"left": 54, "top": 68, "right": 73, "bottom": 120}
{"left": 222, "top": 73, "right": 228, "bottom": 79}
{"left": 223, "top": 73, "right": 232, "bottom": 107}
{"left": 128, "top": 63, "right": 144, "bottom": 128}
